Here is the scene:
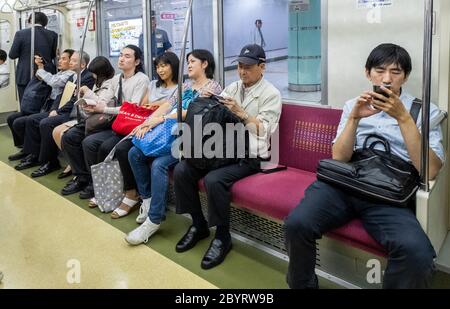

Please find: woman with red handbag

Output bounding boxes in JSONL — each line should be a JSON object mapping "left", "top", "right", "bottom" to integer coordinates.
{"left": 105, "top": 52, "right": 181, "bottom": 218}
{"left": 89, "top": 52, "right": 180, "bottom": 219}
{"left": 60, "top": 45, "right": 149, "bottom": 203}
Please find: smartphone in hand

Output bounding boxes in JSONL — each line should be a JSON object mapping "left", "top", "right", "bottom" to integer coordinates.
{"left": 373, "top": 85, "right": 391, "bottom": 98}
{"left": 211, "top": 94, "right": 225, "bottom": 102}
{"left": 35, "top": 52, "right": 47, "bottom": 65}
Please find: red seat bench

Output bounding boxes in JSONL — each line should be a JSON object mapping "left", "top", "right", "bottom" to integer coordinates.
{"left": 196, "top": 103, "right": 386, "bottom": 257}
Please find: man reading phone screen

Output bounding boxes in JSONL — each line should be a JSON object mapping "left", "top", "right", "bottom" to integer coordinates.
{"left": 284, "top": 43, "right": 445, "bottom": 289}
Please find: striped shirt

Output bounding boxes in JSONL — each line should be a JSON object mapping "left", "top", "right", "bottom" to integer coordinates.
{"left": 36, "top": 68, "right": 75, "bottom": 100}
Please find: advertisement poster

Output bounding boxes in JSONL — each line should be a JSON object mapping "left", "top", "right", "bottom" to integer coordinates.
{"left": 357, "top": 0, "right": 393, "bottom": 9}
{"left": 109, "top": 18, "right": 143, "bottom": 57}
{"left": 152, "top": 0, "right": 192, "bottom": 58}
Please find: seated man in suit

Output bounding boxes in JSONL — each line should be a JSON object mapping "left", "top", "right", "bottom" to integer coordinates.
{"left": 14, "top": 51, "right": 94, "bottom": 177}
{"left": 8, "top": 49, "right": 75, "bottom": 162}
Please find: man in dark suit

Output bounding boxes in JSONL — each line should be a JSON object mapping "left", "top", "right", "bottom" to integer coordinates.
{"left": 14, "top": 51, "right": 94, "bottom": 176}
{"left": 7, "top": 12, "right": 58, "bottom": 156}
{"left": 8, "top": 11, "right": 58, "bottom": 102}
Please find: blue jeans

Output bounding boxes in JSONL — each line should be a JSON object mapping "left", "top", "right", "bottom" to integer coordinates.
{"left": 284, "top": 180, "right": 436, "bottom": 289}
{"left": 128, "top": 146, "right": 178, "bottom": 224}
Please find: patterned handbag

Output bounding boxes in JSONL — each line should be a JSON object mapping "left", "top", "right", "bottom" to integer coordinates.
{"left": 91, "top": 137, "right": 130, "bottom": 213}
{"left": 132, "top": 118, "right": 178, "bottom": 157}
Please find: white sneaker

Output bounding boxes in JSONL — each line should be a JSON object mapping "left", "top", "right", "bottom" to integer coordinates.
{"left": 125, "top": 218, "right": 160, "bottom": 245}
{"left": 136, "top": 198, "right": 151, "bottom": 224}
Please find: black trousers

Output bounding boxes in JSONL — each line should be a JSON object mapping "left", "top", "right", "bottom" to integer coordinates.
{"left": 7, "top": 111, "right": 30, "bottom": 147}
{"left": 173, "top": 159, "right": 259, "bottom": 227}
{"left": 62, "top": 126, "right": 115, "bottom": 184}
{"left": 284, "top": 180, "right": 436, "bottom": 289}
{"left": 98, "top": 134, "right": 136, "bottom": 191}
{"left": 23, "top": 112, "right": 69, "bottom": 164}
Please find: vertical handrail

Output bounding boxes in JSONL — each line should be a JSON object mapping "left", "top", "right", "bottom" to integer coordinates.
{"left": 212, "top": 0, "right": 224, "bottom": 88}
{"left": 29, "top": 7, "right": 35, "bottom": 80}
{"left": 177, "top": 0, "right": 194, "bottom": 124}
{"left": 77, "top": 0, "right": 94, "bottom": 99}
{"left": 142, "top": 0, "right": 150, "bottom": 76}
{"left": 420, "top": 0, "right": 434, "bottom": 192}
{"left": 320, "top": 0, "right": 328, "bottom": 106}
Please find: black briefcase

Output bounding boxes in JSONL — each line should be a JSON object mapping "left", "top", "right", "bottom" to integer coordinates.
{"left": 316, "top": 134, "right": 420, "bottom": 207}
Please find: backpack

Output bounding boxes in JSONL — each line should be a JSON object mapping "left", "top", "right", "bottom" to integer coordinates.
{"left": 183, "top": 97, "right": 249, "bottom": 171}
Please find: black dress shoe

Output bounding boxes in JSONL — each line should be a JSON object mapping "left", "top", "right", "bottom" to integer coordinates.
{"left": 57, "top": 169, "right": 72, "bottom": 179}
{"left": 8, "top": 150, "right": 27, "bottom": 161}
{"left": 61, "top": 179, "right": 88, "bottom": 196}
{"left": 201, "top": 239, "right": 232, "bottom": 270}
{"left": 79, "top": 183, "right": 94, "bottom": 200}
{"left": 14, "top": 155, "right": 39, "bottom": 171}
{"left": 31, "top": 162, "right": 61, "bottom": 178}
{"left": 176, "top": 226, "right": 210, "bottom": 253}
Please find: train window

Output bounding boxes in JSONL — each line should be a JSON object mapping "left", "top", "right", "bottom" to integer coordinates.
{"left": 223, "top": 0, "right": 322, "bottom": 105}
{"left": 326, "top": 0, "right": 436, "bottom": 109}
{"left": 18, "top": 2, "right": 95, "bottom": 60}
{"left": 149, "top": 0, "right": 214, "bottom": 79}
{"left": 99, "top": 0, "right": 215, "bottom": 79}
{"left": 0, "top": 19, "right": 10, "bottom": 89}
{"left": 99, "top": 0, "right": 144, "bottom": 72}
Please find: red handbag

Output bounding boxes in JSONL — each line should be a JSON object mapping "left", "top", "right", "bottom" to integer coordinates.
{"left": 112, "top": 102, "right": 157, "bottom": 136}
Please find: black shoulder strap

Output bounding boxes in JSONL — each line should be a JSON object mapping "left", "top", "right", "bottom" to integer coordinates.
{"left": 410, "top": 98, "right": 422, "bottom": 124}
{"left": 117, "top": 74, "right": 123, "bottom": 106}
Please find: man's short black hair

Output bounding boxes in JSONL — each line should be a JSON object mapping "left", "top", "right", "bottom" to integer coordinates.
{"left": 28, "top": 12, "right": 48, "bottom": 27}
{"left": 62, "top": 49, "right": 75, "bottom": 59}
{"left": 365, "top": 43, "right": 412, "bottom": 76}
{"left": 0, "top": 49, "right": 7, "bottom": 62}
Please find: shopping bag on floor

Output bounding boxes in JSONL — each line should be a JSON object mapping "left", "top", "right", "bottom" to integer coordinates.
{"left": 91, "top": 137, "right": 130, "bottom": 212}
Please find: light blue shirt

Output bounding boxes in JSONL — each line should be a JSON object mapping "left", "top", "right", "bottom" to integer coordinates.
{"left": 334, "top": 91, "right": 445, "bottom": 163}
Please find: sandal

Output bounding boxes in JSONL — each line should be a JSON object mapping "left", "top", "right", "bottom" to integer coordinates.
{"left": 111, "top": 197, "right": 140, "bottom": 219}
{"left": 88, "top": 197, "right": 98, "bottom": 209}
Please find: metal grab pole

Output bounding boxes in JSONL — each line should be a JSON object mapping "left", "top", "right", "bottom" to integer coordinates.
{"left": 30, "top": 7, "right": 35, "bottom": 80}
{"left": 420, "top": 0, "right": 433, "bottom": 192}
{"left": 177, "top": 0, "right": 194, "bottom": 124}
{"left": 77, "top": 0, "right": 94, "bottom": 99}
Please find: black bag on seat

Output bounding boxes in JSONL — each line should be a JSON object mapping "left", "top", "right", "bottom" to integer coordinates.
{"left": 20, "top": 77, "right": 52, "bottom": 114}
{"left": 183, "top": 97, "right": 249, "bottom": 171}
{"left": 317, "top": 134, "right": 420, "bottom": 207}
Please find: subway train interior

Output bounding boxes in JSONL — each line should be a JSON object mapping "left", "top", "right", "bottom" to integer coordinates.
{"left": 0, "top": 0, "right": 450, "bottom": 290}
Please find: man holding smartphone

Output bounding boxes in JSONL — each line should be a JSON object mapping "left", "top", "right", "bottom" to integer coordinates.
{"left": 284, "top": 43, "right": 445, "bottom": 289}
{"left": 7, "top": 49, "right": 75, "bottom": 163}
{"left": 173, "top": 44, "right": 282, "bottom": 270}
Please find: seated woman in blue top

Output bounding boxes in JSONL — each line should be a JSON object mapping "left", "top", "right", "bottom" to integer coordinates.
{"left": 125, "top": 49, "right": 222, "bottom": 245}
